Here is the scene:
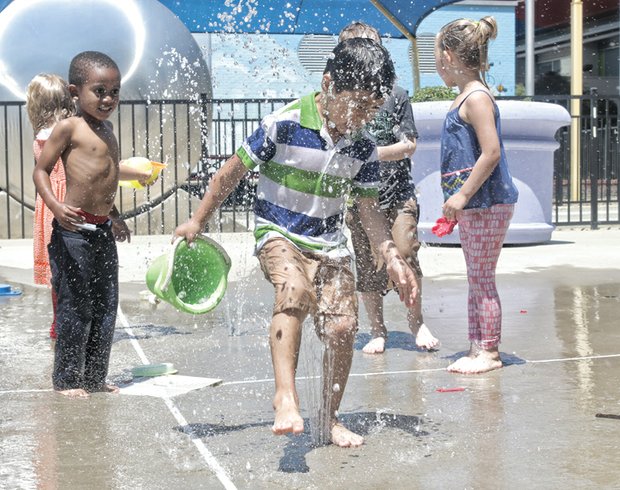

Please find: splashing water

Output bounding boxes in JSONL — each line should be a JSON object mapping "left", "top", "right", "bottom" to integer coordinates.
{"left": 149, "top": 48, "right": 205, "bottom": 102}
{"left": 299, "top": 316, "right": 334, "bottom": 446}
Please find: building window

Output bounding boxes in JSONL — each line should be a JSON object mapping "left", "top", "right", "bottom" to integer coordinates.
{"left": 601, "top": 45, "right": 619, "bottom": 77}
{"left": 537, "top": 59, "right": 562, "bottom": 76}
{"left": 298, "top": 35, "right": 337, "bottom": 74}
{"left": 409, "top": 34, "right": 436, "bottom": 74}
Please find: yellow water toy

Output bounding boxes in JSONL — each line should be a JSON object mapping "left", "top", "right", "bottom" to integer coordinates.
{"left": 119, "top": 156, "right": 167, "bottom": 189}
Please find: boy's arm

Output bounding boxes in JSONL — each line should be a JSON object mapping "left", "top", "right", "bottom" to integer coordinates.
{"left": 109, "top": 205, "right": 131, "bottom": 243}
{"left": 118, "top": 162, "right": 151, "bottom": 185}
{"left": 356, "top": 196, "right": 418, "bottom": 307}
{"left": 376, "top": 88, "right": 418, "bottom": 162}
{"left": 32, "top": 120, "right": 83, "bottom": 231}
{"left": 174, "top": 154, "right": 248, "bottom": 242}
{"left": 376, "top": 136, "right": 416, "bottom": 162}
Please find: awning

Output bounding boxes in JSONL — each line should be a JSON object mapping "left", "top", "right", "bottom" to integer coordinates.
{"left": 157, "top": 0, "right": 463, "bottom": 38}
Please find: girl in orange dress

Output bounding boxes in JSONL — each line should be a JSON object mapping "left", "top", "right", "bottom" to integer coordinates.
{"left": 26, "top": 74, "right": 76, "bottom": 339}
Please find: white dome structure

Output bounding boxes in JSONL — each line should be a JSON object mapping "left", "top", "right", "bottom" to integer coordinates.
{"left": 0, "top": 0, "right": 211, "bottom": 101}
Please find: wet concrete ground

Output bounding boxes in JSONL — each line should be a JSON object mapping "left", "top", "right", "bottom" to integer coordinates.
{"left": 1, "top": 228, "right": 620, "bottom": 489}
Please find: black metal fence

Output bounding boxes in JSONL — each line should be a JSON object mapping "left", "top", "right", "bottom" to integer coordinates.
{"left": 1, "top": 94, "right": 618, "bottom": 239}
{"left": 507, "top": 94, "right": 618, "bottom": 228}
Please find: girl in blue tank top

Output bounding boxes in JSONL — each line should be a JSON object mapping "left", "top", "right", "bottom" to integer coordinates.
{"left": 435, "top": 16, "right": 518, "bottom": 374}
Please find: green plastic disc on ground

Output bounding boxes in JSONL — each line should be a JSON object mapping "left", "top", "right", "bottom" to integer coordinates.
{"left": 131, "top": 363, "right": 177, "bottom": 377}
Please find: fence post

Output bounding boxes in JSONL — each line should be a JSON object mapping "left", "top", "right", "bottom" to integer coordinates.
{"left": 199, "top": 93, "right": 210, "bottom": 170}
{"left": 200, "top": 93, "right": 210, "bottom": 232}
{"left": 590, "top": 88, "right": 599, "bottom": 229}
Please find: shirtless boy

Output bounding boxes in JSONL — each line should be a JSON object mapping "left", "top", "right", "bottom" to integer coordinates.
{"left": 33, "top": 51, "right": 128, "bottom": 398}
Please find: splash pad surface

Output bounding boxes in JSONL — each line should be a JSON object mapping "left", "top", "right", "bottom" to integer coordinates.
{"left": 1, "top": 229, "right": 620, "bottom": 488}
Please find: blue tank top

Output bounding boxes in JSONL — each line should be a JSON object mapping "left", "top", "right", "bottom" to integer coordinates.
{"left": 440, "top": 90, "right": 518, "bottom": 210}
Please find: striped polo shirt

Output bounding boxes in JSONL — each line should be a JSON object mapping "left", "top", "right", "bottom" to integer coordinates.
{"left": 236, "top": 92, "right": 380, "bottom": 256}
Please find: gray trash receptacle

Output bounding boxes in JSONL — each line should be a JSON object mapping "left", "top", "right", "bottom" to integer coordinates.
{"left": 412, "top": 100, "right": 571, "bottom": 244}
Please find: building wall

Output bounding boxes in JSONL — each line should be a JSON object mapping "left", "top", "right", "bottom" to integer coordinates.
{"left": 417, "top": 4, "right": 517, "bottom": 94}
{"left": 514, "top": 3, "right": 619, "bottom": 95}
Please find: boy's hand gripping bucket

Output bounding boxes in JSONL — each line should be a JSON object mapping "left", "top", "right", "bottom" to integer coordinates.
{"left": 145, "top": 235, "right": 231, "bottom": 314}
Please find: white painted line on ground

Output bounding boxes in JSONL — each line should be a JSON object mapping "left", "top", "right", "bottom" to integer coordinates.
{"left": 353, "top": 367, "right": 448, "bottom": 378}
{"left": 161, "top": 396, "right": 237, "bottom": 490}
{"left": 2, "top": 352, "right": 620, "bottom": 396}
{"left": 0, "top": 389, "right": 53, "bottom": 395}
{"left": 220, "top": 367, "right": 447, "bottom": 386}
{"left": 116, "top": 306, "right": 237, "bottom": 490}
{"left": 116, "top": 307, "right": 149, "bottom": 365}
{"left": 526, "top": 353, "right": 620, "bottom": 364}
{"left": 219, "top": 353, "right": 620, "bottom": 387}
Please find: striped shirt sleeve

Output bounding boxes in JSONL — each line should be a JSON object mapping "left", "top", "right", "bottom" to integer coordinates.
{"left": 237, "top": 115, "right": 278, "bottom": 170}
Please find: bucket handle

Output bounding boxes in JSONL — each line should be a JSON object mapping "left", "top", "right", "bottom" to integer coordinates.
{"left": 158, "top": 236, "right": 185, "bottom": 293}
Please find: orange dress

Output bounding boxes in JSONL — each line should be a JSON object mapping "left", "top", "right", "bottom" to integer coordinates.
{"left": 33, "top": 128, "right": 65, "bottom": 286}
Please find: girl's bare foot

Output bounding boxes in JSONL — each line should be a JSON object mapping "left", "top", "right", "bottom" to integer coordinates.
{"left": 447, "top": 349, "right": 502, "bottom": 374}
{"left": 362, "top": 336, "right": 386, "bottom": 354}
{"left": 412, "top": 323, "right": 440, "bottom": 351}
{"left": 272, "top": 393, "right": 304, "bottom": 435}
{"left": 331, "top": 422, "right": 364, "bottom": 447}
{"left": 56, "top": 388, "right": 90, "bottom": 399}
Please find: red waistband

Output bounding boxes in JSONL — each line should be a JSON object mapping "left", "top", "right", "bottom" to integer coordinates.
{"left": 78, "top": 210, "right": 109, "bottom": 225}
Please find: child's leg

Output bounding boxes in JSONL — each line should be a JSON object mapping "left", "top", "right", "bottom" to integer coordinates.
{"left": 405, "top": 282, "right": 439, "bottom": 351}
{"left": 316, "top": 313, "right": 362, "bottom": 447}
{"left": 83, "top": 228, "right": 119, "bottom": 393}
{"left": 359, "top": 291, "right": 387, "bottom": 353}
{"left": 50, "top": 288, "right": 58, "bottom": 340}
{"left": 391, "top": 198, "right": 439, "bottom": 350}
{"left": 448, "top": 205, "right": 514, "bottom": 374}
{"left": 258, "top": 238, "right": 316, "bottom": 435}
{"left": 314, "top": 257, "right": 363, "bottom": 447}
{"left": 270, "top": 309, "right": 306, "bottom": 435}
{"left": 48, "top": 223, "right": 94, "bottom": 393}
{"left": 346, "top": 205, "right": 387, "bottom": 352}
{"left": 460, "top": 205, "right": 513, "bottom": 347}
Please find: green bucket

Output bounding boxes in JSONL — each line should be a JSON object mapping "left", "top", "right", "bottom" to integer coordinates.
{"left": 145, "top": 236, "right": 231, "bottom": 314}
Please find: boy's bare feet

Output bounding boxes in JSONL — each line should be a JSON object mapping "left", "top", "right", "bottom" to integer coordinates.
{"left": 89, "top": 384, "right": 120, "bottom": 394}
{"left": 272, "top": 393, "right": 304, "bottom": 435}
{"left": 447, "top": 348, "right": 502, "bottom": 374}
{"left": 362, "top": 336, "right": 386, "bottom": 354}
{"left": 412, "top": 323, "right": 440, "bottom": 351}
{"left": 331, "top": 422, "right": 364, "bottom": 447}
{"left": 56, "top": 388, "right": 90, "bottom": 399}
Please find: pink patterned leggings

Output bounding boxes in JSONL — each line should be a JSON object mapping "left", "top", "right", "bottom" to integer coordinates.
{"left": 456, "top": 204, "right": 514, "bottom": 349}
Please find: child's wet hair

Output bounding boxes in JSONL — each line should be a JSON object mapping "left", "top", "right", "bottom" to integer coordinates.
{"left": 437, "top": 16, "right": 498, "bottom": 86}
{"left": 338, "top": 21, "right": 381, "bottom": 44}
{"left": 324, "top": 38, "right": 395, "bottom": 98}
{"left": 68, "top": 51, "right": 120, "bottom": 86}
{"left": 26, "top": 74, "right": 76, "bottom": 134}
